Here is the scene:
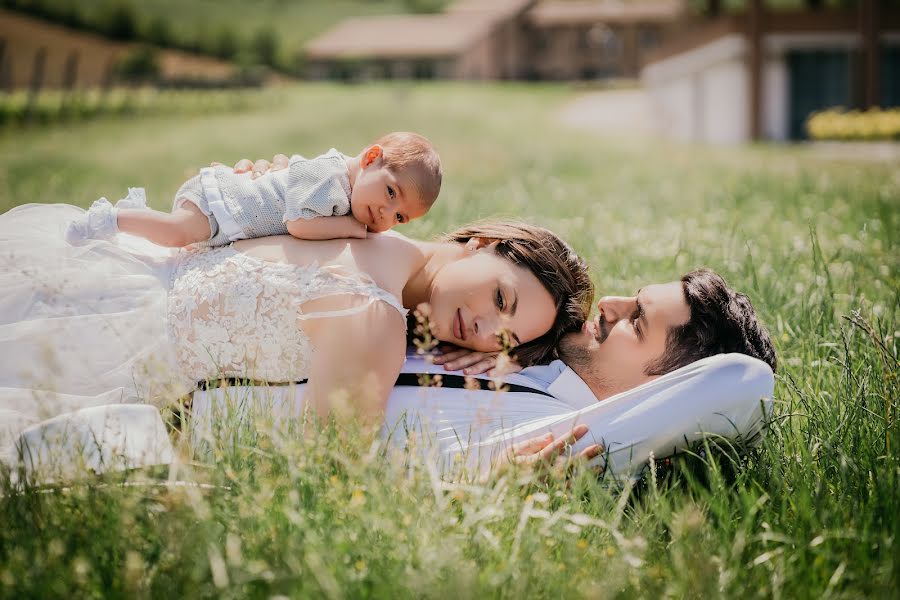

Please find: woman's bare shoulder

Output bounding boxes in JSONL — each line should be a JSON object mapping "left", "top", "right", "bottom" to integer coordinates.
{"left": 365, "top": 230, "right": 423, "bottom": 255}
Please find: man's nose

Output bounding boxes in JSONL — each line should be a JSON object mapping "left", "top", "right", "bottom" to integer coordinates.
{"left": 597, "top": 296, "right": 636, "bottom": 322}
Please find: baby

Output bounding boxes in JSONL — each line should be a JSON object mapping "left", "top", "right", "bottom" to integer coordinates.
{"left": 66, "top": 131, "right": 442, "bottom": 246}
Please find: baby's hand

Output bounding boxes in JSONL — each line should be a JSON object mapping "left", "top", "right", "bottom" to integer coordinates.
{"left": 348, "top": 218, "right": 368, "bottom": 239}
{"left": 213, "top": 155, "right": 289, "bottom": 179}
{"left": 209, "top": 154, "right": 289, "bottom": 179}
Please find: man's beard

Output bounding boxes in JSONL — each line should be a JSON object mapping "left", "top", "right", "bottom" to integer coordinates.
{"left": 558, "top": 329, "right": 611, "bottom": 392}
{"left": 594, "top": 316, "right": 611, "bottom": 345}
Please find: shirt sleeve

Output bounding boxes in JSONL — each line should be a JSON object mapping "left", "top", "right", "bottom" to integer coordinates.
{"left": 493, "top": 353, "right": 776, "bottom": 484}
{"left": 283, "top": 152, "right": 352, "bottom": 222}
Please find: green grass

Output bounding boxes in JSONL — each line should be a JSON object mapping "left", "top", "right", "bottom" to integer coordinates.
{"left": 0, "top": 83, "right": 898, "bottom": 597}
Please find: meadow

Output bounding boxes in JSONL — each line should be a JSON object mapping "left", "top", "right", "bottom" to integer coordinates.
{"left": 0, "top": 83, "right": 897, "bottom": 598}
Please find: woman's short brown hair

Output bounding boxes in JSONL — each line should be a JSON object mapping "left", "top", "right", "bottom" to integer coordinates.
{"left": 441, "top": 220, "right": 594, "bottom": 367}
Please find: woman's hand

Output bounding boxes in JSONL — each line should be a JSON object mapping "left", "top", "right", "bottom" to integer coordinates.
{"left": 211, "top": 154, "right": 289, "bottom": 179}
{"left": 489, "top": 424, "right": 603, "bottom": 482}
{"left": 432, "top": 344, "right": 522, "bottom": 376}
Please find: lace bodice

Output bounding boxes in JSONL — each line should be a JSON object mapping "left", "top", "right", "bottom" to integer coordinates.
{"left": 166, "top": 245, "right": 407, "bottom": 384}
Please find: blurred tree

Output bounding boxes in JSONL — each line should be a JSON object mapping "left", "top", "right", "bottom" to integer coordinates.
{"left": 251, "top": 26, "right": 280, "bottom": 67}
{"left": 115, "top": 45, "right": 159, "bottom": 83}
{"left": 57, "top": 2, "right": 84, "bottom": 28}
{"left": 212, "top": 26, "right": 240, "bottom": 60}
{"left": 103, "top": 1, "right": 138, "bottom": 41}
{"left": 145, "top": 16, "right": 173, "bottom": 47}
{"left": 404, "top": 0, "right": 444, "bottom": 14}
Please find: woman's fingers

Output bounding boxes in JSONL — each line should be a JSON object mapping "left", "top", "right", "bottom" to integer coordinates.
{"left": 433, "top": 347, "right": 500, "bottom": 373}
{"left": 432, "top": 347, "right": 468, "bottom": 365}
{"left": 462, "top": 357, "right": 497, "bottom": 375}
{"left": 487, "top": 358, "right": 523, "bottom": 377}
{"left": 449, "top": 353, "right": 493, "bottom": 372}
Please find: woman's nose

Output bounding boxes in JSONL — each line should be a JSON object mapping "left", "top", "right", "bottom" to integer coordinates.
{"left": 474, "top": 315, "right": 499, "bottom": 345}
{"left": 597, "top": 296, "right": 636, "bottom": 322}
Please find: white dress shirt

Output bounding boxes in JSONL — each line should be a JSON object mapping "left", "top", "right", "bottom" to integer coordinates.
{"left": 191, "top": 351, "right": 775, "bottom": 483}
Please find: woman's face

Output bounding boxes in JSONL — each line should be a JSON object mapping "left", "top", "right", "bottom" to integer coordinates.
{"left": 427, "top": 243, "right": 557, "bottom": 352}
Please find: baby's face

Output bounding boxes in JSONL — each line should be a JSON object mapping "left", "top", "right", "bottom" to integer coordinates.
{"left": 350, "top": 166, "right": 429, "bottom": 233}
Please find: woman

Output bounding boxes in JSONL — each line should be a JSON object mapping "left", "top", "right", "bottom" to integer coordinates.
{"left": 0, "top": 194, "right": 593, "bottom": 452}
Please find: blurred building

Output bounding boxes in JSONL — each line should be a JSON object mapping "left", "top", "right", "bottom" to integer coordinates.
{"left": 641, "top": 0, "right": 899, "bottom": 143}
{"left": 0, "top": 9, "right": 239, "bottom": 91}
{"left": 527, "top": 0, "right": 685, "bottom": 80}
{"left": 304, "top": 0, "right": 686, "bottom": 81}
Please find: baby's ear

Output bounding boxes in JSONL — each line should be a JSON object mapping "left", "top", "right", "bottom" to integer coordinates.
{"left": 464, "top": 237, "right": 500, "bottom": 252}
{"left": 361, "top": 144, "right": 384, "bottom": 169}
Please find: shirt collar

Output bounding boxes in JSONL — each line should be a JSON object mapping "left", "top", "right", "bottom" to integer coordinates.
{"left": 546, "top": 365, "right": 597, "bottom": 409}
{"left": 402, "top": 352, "right": 598, "bottom": 408}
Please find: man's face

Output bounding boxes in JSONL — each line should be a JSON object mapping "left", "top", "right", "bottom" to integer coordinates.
{"left": 559, "top": 281, "right": 691, "bottom": 401}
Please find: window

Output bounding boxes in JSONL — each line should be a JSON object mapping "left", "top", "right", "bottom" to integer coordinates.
{"left": 639, "top": 26, "right": 660, "bottom": 50}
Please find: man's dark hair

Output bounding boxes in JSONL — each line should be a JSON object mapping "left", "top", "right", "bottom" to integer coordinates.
{"left": 646, "top": 269, "right": 777, "bottom": 376}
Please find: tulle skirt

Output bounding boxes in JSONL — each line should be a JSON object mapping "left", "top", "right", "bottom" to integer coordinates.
{"left": 0, "top": 204, "right": 188, "bottom": 457}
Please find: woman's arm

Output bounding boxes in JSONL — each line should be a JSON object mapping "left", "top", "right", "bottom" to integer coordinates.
{"left": 302, "top": 299, "right": 406, "bottom": 428}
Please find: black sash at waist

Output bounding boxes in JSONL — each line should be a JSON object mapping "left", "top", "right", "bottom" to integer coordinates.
{"left": 196, "top": 373, "right": 552, "bottom": 398}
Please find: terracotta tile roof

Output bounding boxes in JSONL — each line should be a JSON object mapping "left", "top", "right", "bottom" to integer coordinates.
{"left": 528, "top": 0, "right": 685, "bottom": 26}
{"left": 304, "top": 14, "right": 495, "bottom": 59}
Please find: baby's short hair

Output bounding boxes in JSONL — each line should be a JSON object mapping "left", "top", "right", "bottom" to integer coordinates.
{"left": 373, "top": 132, "right": 442, "bottom": 207}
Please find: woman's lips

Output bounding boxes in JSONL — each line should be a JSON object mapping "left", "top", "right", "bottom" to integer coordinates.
{"left": 454, "top": 309, "right": 467, "bottom": 341}
{"left": 367, "top": 206, "right": 375, "bottom": 227}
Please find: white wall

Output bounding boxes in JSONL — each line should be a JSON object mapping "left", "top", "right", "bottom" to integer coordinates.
{"left": 763, "top": 56, "right": 788, "bottom": 141}
{"left": 700, "top": 59, "right": 749, "bottom": 144}
{"left": 642, "top": 34, "right": 749, "bottom": 144}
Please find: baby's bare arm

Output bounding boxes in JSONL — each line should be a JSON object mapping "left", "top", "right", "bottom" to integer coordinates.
{"left": 285, "top": 215, "right": 367, "bottom": 240}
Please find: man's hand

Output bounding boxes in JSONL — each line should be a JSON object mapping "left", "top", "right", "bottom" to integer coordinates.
{"left": 432, "top": 344, "right": 522, "bottom": 376}
{"left": 489, "top": 424, "right": 603, "bottom": 482}
{"left": 212, "top": 154, "right": 289, "bottom": 179}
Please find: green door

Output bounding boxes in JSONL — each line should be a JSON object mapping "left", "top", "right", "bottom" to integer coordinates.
{"left": 787, "top": 49, "right": 851, "bottom": 140}
{"left": 881, "top": 45, "right": 900, "bottom": 108}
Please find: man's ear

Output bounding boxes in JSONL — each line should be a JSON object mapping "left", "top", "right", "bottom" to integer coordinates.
{"left": 361, "top": 145, "right": 384, "bottom": 169}
{"left": 464, "top": 237, "right": 500, "bottom": 252}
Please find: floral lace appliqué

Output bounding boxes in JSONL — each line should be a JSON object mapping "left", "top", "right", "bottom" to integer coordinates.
{"left": 166, "top": 246, "right": 406, "bottom": 384}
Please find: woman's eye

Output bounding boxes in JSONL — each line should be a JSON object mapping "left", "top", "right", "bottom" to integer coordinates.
{"left": 496, "top": 289, "right": 505, "bottom": 310}
{"left": 387, "top": 186, "right": 395, "bottom": 199}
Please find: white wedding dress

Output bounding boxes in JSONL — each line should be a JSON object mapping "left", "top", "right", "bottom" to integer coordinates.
{"left": 0, "top": 203, "right": 407, "bottom": 457}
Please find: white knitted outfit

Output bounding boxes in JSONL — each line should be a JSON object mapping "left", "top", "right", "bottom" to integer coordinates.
{"left": 175, "top": 149, "right": 351, "bottom": 247}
